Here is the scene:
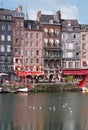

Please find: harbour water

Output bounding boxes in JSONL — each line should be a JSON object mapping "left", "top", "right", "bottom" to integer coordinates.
{"left": 0, "top": 92, "right": 88, "bottom": 130}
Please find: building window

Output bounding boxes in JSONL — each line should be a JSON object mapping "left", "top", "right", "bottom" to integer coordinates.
{"left": 1, "top": 35, "right": 5, "bottom": 41}
{"left": 25, "top": 33, "right": 28, "bottom": 38}
{"left": 30, "top": 50, "right": 33, "bottom": 56}
{"left": 82, "top": 43, "right": 86, "bottom": 50}
{"left": 28, "top": 24, "right": 31, "bottom": 29}
{"left": 62, "top": 34, "right": 67, "bottom": 40}
{"left": 30, "top": 41, "right": 33, "bottom": 47}
{"left": 82, "top": 34, "right": 86, "bottom": 40}
{"left": 25, "top": 59, "right": 28, "bottom": 64}
{"left": 15, "top": 20, "right": 19, "bottom": 26}
{"left": 36, "top": 25, "right": 39, "bottom": 29}
{"left": 75, "top": 62, "right": 80, "bottom": 68}
{"left": 15, "top": 38, "right": 18, "bottom": 44}
{"left": 68, "top": 62, "right": 73, "bottom": 68}
{"left": 67, "top": 52, "right": 73, "bottom": 58}
{"left": 30, "top": 33, "right": 33, "bottom": 38}
{"left": 1, "top": 45, "right": 5, "bottom": 52}
{"left": 20, "top": 21, "right": 23, "bottom": 27}
{"left": 7, "top": 45, "right": 11, "bottom": 52}
{"left": 36, "top": 59, "right": 39, "bottom": 63}
{"left": 21, "top": 30, "right": 23, "bottom": 35}
{"left": 8, "top": 25, "right": 12, "bottom": 31}
{"left": 63, "top": 62, "right": 66, "bottom": 68}
{"left": 44, "top": 39, "right": 48, "bottom": 46}
{"left": 1, "top": 15, "right": 5, "bottom": 20}
{"left": 7, "top": 56, "right": 11, "bottom": 63}
{"left": 68, "top": 43, "right": 73, "bottom": 49}
{"left": 36, "top": 33, "right": 39, "bottom": 39}
{"left": 15, "top": 48, "right": 18, "bottom": 53}
{"left": 26, "top": 41, "right": 28, "bottom": 46}
{"left": 7, "top": 16, "right": 12, "bottom": 20}
{"left": 25, "top": 50, "right": 29, "bottom": 56}
{"left": 44, "top": 28, "right": 48, "bottom": 36}
{"left": 82, "top": 52, "right": 86, "bottom": 58}
{"left": 36, "top": 42, "right": 38, "bottom": 47}
{"left": 2, "top": 25, "right": 5, "bottom": 30}
{"left": 49, "top": 39, "right": 53, "bottom": 46}
{"left": 21, "top": 40, "right": 24, "bottom": 46}
{"left": 73, "top": 34, "right": 76, "bottom": 39}
{"left": 36, "top": 50, "right": 39, "bottom": 55}
{"left": 30, "top": 59, "right": 33, "bottom": 64}
{"left": 7, "top": 35, "right": 11, "bottom": 41}
{"left": 55, "top": 39, "right": 59, "bottom": 46}
{"left": 49, "top": 29, "right": 54, "bottom": 37}
{"left": 55, "top": 29, "right": 59, "bottom": 36}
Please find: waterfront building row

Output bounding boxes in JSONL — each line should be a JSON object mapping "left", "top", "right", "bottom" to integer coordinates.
{"left": 0, "top": 5, "right": 88, "bottom": 80}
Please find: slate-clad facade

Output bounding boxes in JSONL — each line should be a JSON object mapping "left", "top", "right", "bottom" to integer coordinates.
{"left": 61, "top": 19, "right": 81, "bottom": 70}
{"left": 0, "top": 9, "right": 13, "bottom": 74}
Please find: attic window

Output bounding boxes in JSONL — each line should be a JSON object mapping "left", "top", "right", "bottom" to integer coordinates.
{"left": 67, "top": 21, "right": 71, "bottom": 26}
{"left": 36, "top": 25, "right": 39, "bottom": 29}
{"left": 49, "top": 19, "right": 53, "bottom": 24}
{"left": 28, "top": 24, "right": 31, "bottom": 29}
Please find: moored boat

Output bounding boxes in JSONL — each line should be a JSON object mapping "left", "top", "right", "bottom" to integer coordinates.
{"left": 16, "top": 87, "right": 29, "bottom": 94}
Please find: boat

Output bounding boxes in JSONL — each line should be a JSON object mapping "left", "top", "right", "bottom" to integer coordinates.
{"left": 0, "top": 83, "right": 3, "bottom": 93}
{"left": 16, "top": 87, "right": 29, "bottom": 94}
{"left": 78, "top": 74, "right": 88, "bottom": 93}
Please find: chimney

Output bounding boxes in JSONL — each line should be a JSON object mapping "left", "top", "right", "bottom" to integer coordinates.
{"left": 56, "top": 11, "right": 61, "bottom": 22}
{"left": 16, "top": 5, "right": 23, "bottom": 13}
{"left": 36, "top": 11, "right": 41, "bottom": 22}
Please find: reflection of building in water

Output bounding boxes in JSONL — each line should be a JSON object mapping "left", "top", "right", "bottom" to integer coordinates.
{"left": 13, "top": 94, "right": 48, "bottom": 129}
{"left": 13, "top": 95, "right": 29, "bottom": 129}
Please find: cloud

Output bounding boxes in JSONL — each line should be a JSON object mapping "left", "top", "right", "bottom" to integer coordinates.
{"left": 27, "top": 5, "right": 78, "bottom": 20}
{"left": 60, "top": 5, "right": 79, "bottom": 19}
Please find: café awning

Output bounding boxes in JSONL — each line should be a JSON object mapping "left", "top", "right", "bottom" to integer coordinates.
{"left": 17, "top": 71, "right": 45, "bottom": 76}
{"left": 62, "top": 70, "right": 88, "bottom": 75}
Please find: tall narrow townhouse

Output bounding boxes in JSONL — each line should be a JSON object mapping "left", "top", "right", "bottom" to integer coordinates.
{"left": 0, "top": 9, "right": 13, "bottom": 78}
{"left": 80, "top": 25, "right": 88, "bottom": 74}
{"left": 36, "top": 11, "right": 61, "bottom": 80}
{"left": 61, "top": 20, "right": 82, "bottom": 77}
{"left": 11, "top": 6, "right": 24, "bottom": 73}
{"left": 24, "top": 20, "right": 44, "bottom": 76}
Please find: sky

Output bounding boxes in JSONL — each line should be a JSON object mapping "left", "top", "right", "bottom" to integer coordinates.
{"left": 0, "top": 0, "right": 88, "bottom": 24}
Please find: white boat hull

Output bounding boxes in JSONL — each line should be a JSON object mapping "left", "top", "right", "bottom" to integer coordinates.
{"left": 17, "top": 87, "right": 28, "bottom": 93}
{"left": 82, "top": 87, "right": 88, "bottom": 93}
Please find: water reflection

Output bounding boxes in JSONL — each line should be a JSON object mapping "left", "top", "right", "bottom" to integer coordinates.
{"left": 0, "top": 93, "right": 88, "bottom": 129}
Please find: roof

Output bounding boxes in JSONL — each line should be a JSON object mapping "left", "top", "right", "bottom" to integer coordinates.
{"left": 40, "top": 14, "right": 60, "bottom": 24}
{"left": 24, "top": 20, "right": 42, "bottom": 30}
{"left": 61, "top": 19, "right": 80, "bottom": 32}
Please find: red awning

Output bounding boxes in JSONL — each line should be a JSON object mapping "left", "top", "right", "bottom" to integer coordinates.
{"left": 62, "top": 70, "right": 88, "bottom": 75}
{"left": 17, "top": 71, "right": 44, "bottom": 76}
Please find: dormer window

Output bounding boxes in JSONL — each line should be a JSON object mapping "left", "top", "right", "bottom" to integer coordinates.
{"left": 67, "top": 21, "right": 71, "bottom": 26}
{"left": 36, "top": 25, "right": 39, "bottom": 29}
{"left": 49, "top": 19, "right": 53, "bottom": 24}
{"left": 28, "top": 24, "right": 31, "bottom": 29}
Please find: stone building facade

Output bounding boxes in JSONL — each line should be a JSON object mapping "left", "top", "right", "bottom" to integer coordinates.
{"left": 36, "top": 11, "right": 61, "bottom": 80}
{"left": 24, "top": 20, "right": 43, "bottom": 73}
